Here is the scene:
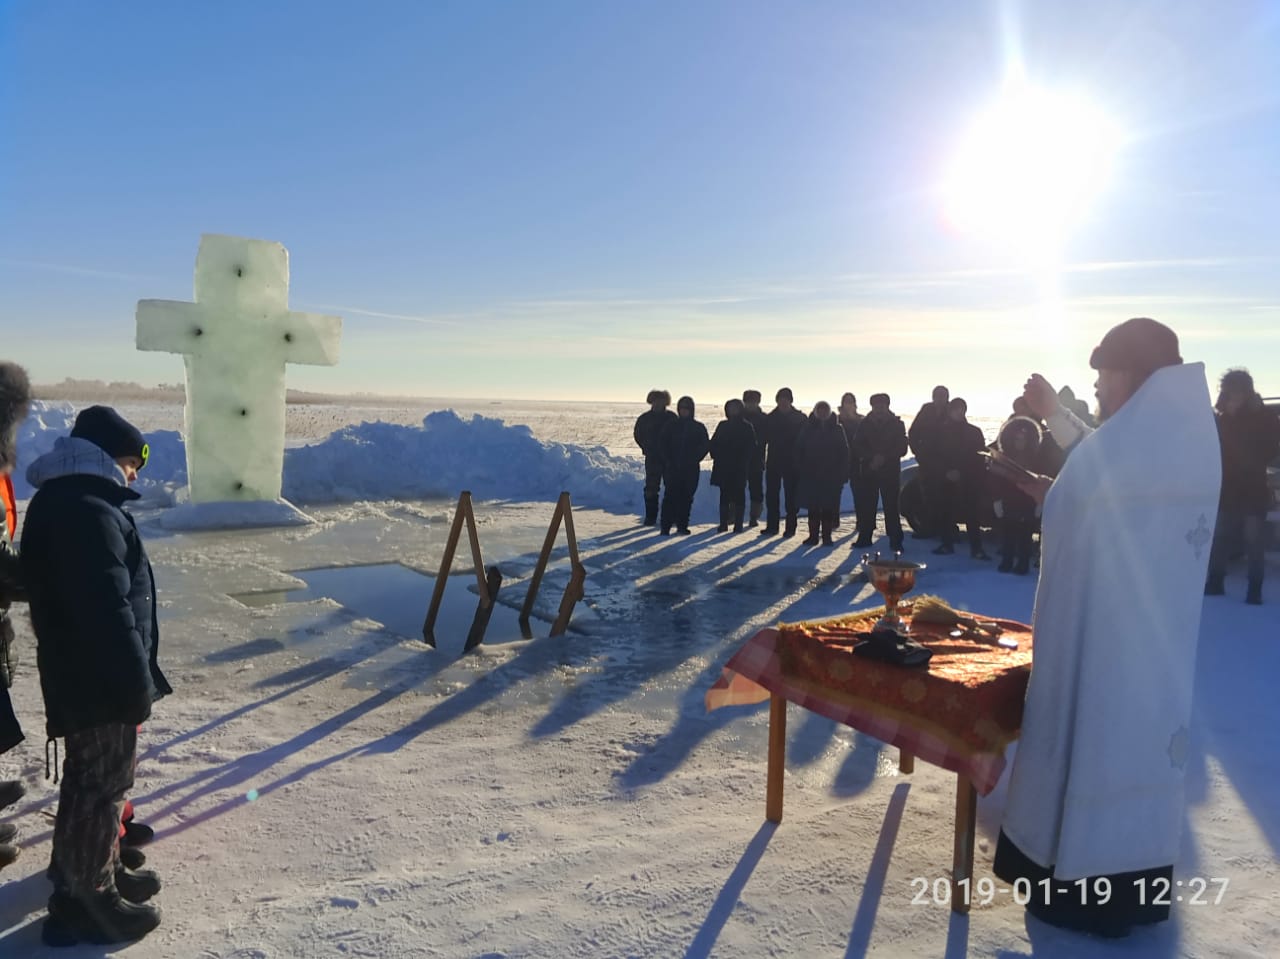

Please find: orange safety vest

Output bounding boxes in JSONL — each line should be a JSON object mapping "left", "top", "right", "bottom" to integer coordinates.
{"left": 1, "top": 474, "right": 14, "bottom": 540}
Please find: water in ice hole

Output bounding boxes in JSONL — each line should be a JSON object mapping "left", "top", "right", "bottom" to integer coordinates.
{"left": 230, "top": 563, "right": 540, "bottom": 646}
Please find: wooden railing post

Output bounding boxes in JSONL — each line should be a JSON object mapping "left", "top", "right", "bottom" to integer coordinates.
{"left": 422, "top": 491, "right": 500, "bottom": 650}
{"left": 521, "top": 492, "right": 586, "bottom": 637}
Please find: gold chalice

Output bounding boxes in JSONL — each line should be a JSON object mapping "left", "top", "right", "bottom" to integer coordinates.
{"left": 862, "top": 553, "right": 926, "bottom": 632}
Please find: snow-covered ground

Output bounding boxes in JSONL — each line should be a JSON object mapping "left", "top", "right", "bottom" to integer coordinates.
{"left": 0, "top": 399, "right": 1276, "bottom": 958}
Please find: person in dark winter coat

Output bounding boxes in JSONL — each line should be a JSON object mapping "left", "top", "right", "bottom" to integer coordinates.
{"left": 837, "top": 393, "right": 863, "bottom": 532}
{"left": 761, "top": 388, "right": 808, "bottom": 538}
{"left": 709, "top": 399, "right": 757, "bottom": 533}
{"left": 1006, "top": 395, "right": 1067, "bottom": 477}
{"left": 932, "top": 397, "right": 989, "bottom": 558}
{"left": 851, "top": 393, "right": 908, "bottom": 551}
{"left": 741, "top": 390, "right": 769, "bottom": 528}
{"left": 21, "top": 405, "right": 170, "bottom": 945}
{"left": 989, "top": 415, "right": 1048, "bottom": 574}
{"left": 634, "top": 390, "right": 677, "bottom": 526}
{"left": 908, "top": 384, "right": 951, "bottom": 537}
{"left": 657, "top": 396, "right": 709, "bottom": 535}
{"left": 794, "top": 402, "right": 849, "bottom": 545}
{"left": 1206, "top": 368, "right": 1280, "bottom": 604}
{"left": 0, "top": 361, "right": 31, "bottom": 870}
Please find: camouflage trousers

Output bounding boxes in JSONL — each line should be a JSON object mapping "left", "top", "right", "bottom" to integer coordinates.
{"left": 50, "top": 723, "right": 136, "bottom": 895}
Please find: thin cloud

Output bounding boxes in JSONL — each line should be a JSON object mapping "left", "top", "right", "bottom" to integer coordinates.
{"left": 1064, "top": 256, "right": 1277, "bottom": 274}
{"left": 0, "top": 257, "right": 164, "bottom": 283}
{"left": 302, "top": 303, "right": 463, "bottom": 327}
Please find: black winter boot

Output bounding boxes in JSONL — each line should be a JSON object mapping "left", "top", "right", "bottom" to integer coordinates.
{"left": 783, "top": 515, "right": 798, "bottom": 539}
{"left": 121, "top": 821, "right": 154, "bottom": 847}
{"left": 802, "top": 516, "right": 820, "bottom": 546}
{"left": 42, "top": 890, "right": 161, "bottom": 946}
{"left": 0, "top": 779, "right": 24, "bottom": 810}
{"left": 114, "top": 866, "right": 161, "bottom": 904}
{"left": 1246, "top": 581, "right": 1262, "bottom": 605}
{"left": 1205, "top": 574, "right": 1225, "bottom": 596}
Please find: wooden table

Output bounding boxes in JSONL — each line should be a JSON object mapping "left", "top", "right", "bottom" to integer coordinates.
{"left": 708, "top": 615, "right": 1032, "bottom": 914}
{"left": 765, "top": 693, "right": 979, "bottom": 912}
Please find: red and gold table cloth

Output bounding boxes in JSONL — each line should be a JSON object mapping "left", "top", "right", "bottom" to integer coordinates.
{"left": 706, "top": 609, "right": 1034, "bottom": 795}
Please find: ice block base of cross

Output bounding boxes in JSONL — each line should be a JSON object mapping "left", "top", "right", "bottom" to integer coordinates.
{"left": 156, "top": 499, "right": 316, "bottom": 532}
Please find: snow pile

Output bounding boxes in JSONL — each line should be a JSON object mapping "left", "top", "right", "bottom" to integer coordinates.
{"left": 14, "top": 403, "right": 666, "bottom": 518}
{"left": 13, "top": 401, "right": 186, "bottom": 504}
{"left": 282, "top": 410, "right": 645, "bottom": 513}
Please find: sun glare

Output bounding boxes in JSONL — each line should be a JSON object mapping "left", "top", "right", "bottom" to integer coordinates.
{"left": 943, "top": 86, "right": 1121, "bottom": 252}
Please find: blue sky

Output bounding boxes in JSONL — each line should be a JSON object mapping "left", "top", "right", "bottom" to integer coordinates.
{"left": 1, "top": 0, "right": 1277, "bottom": 412}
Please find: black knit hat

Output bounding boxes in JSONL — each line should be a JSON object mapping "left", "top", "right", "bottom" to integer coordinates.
{"left": 71, "top": 405, "right": 148, "bottom": 467}
{"left": 1089, "top": 317, "right": 1182, "bottom": 377}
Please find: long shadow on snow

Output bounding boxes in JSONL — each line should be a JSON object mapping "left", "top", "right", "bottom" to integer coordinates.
{"left": 1189, "top": 593, "right": 1280, "bottom": 860}
{"left": 133, "top": 526, "right": 873, "bottom": 833}
{"left": 132, "top": 608, "right": 453, "bottom": 826}
{"left": 139, "top": 600, "right": 647, "bottom": 834}
{"left": 530, "top": 550, "right": 825, "bottom": 743}
{"left": 683, "top": 821, "right": 777, "bottom": 959}
{"left": 613, "top": 550, "right": 886, "bottom": 793}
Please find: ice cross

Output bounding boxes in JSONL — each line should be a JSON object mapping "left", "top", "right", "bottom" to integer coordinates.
{"left": 136, "top": 235, "right": 342, "bottom": 504}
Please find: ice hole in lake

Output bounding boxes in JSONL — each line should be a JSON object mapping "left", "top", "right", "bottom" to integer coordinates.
{"left": 230, "top": 563, "right": 535, "bottom": 645}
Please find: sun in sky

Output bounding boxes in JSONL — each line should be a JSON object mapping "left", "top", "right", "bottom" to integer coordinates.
{"left": 942, "top": 83, "right": 1123, "bottom": 257}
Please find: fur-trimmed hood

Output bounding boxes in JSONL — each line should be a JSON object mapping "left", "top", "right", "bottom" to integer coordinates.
{"left": 26, "top": 436, "right": 135, "bottom": 492}
{"left": 0, "top": 362, "right": 31, "bottom": 473}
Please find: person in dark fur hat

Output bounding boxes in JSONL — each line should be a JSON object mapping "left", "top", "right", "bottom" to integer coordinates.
{"left": 1206, "top": 368, "right": 1280, "bottom": 604}
{"left": 0, "top": 361, "right": 32, "bottom": 869}
{"left": 21, "top": 405, "right": 169, "bottom": 945}
{"left": 634, "top": 390, "right": 677, "bottom": 526}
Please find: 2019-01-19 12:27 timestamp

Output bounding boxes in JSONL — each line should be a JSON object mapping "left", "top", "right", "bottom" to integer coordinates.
{"left": 910, "top": 876, "right": 1230, "bottom": 908}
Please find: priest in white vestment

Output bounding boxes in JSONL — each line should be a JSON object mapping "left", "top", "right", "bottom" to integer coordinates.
{"left": 994, "top": 317, "right": 1222, "bottom": 937}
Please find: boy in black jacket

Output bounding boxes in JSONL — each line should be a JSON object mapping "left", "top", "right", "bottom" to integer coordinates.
{"left": 21, "top": 405, "right": 171, "bottom": 945}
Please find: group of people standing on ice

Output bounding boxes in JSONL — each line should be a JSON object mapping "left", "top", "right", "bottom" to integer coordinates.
{"left": 0, "top": 361, "right": 168, "bottom": 946}
{"left": 635, "top": 387, "right": 915, "bottom": 547}
{"left": 635, "top": 363, "right": 1278, "bottom": 600}
{"left": 633, "top": 382, "right": 1061, "bottom": 567}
